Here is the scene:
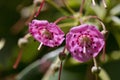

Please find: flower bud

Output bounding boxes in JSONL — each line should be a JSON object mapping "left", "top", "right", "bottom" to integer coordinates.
{"left": 59, "top": 52, "right": 67, "bottom": 61}
{"left": 91, "top": 66, "right": 101, "bottom": 74}
{"left": 18, "top": 38, "right": 28, "bottom": 47}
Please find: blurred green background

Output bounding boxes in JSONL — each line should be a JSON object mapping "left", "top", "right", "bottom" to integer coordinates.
{"left": 0, "top": 0, "right": 120, "bottom": 80}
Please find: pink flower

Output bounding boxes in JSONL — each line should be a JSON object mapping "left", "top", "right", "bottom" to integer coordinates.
{"left": 66, "top": 24, "right": 105, "bottom": 62}
{"left": 29, "top": 19, "right": 64, "bottom": 47}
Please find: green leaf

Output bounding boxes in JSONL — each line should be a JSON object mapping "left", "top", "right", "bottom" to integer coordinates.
{"left": 99, "top": 68, "right": 110, "bottom": 80}
{"left": 15, "top": 47, "right": 64, "bottom": 80}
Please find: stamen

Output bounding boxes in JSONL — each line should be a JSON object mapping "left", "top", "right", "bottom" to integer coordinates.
{"left": 41, "top": 29, "right": 53, "bottom": 39}
{"left": 83, "top": 42, "right": 87, "bottom": 54}
{"left": 38, "top": 43, "right": 43, "bottom": 50}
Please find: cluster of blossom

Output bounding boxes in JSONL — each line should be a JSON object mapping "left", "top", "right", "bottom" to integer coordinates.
{"left": 15, "top": 1, "right": 108, "bottom": 79}
{"left": 29, "top": 19, "right": 105, "bottom": 62}
{"left": 14, "top": 0, "right": 107, "bottom": 68}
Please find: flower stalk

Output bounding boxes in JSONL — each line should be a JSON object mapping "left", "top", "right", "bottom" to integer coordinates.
{"left": 85, "top": 16, "right": 107, "bottom": 31}
{"left": 61, "top": 0, "right": 75, "bottom": 14}
{"left": 54, "top": 16, "right": 75, "bottom": 24}
{"left": 46, "top": 0, "right": 69, "bottom": 16}
{"left": 58, "top": 61, "right": 63, "bottom": 80}
{"left": 13, "top": 48, "right": 23, "bottom": 69}
{"left": 79, "top": 0, "right": 86, "bottom": 14}
{"left": 34, "top": 0, "right": 45, "bottom": 17}
{"left": 92, "top": 57, "right": 101, "bottom": 80}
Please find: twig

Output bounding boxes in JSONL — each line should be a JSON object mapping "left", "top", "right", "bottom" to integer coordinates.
{"left": 46, "top": 0, "right": 69, "bottom": 16}
{"left": 54, "top": 16, "right": 74, "bottom": 24}
{"left": 58, "top": 61, "right": 63, "bottom": 80}
{"left": 34, "top": 0, "right": 45, "bottom": 17}
{"left": 61, "top": 0, "right": 75, "bottom": 14}
{"left": 86, "top": 16, "right": 107, "bottom": 31}
{"left": 13, "top": 48, "right": 23, "bottom": 69}
{"left": 79, "top": 0, "right": 86, "bottom": 14}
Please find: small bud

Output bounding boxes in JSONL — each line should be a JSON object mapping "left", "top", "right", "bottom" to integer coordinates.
{"left": 0, "top": 38, "right": 5, "bottom": 50}
{"left": 59, "top": 52, "right": 66, "bottom": 61}
{"left": 18, "top": 38, "right": 28, "bottom": 47}
{"left": 20, "top": 7, "right": 31, "bottom": 18}
{"left": 91, "top": 66, "right": 101, "bottom": 74}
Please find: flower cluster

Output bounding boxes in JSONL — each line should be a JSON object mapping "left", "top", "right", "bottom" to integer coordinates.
{"left": 29, "top": 19, "right": 105, "bottom": 62}
{"left": 14, "top": 1, "right": 108, "bottom": 79}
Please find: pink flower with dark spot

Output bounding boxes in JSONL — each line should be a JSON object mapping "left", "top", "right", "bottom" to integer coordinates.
{"left": 66, "top": 24, "right": 105, "bottom": 62}
{"left": 29, "top": 19, "right": 64, "bottom": 47}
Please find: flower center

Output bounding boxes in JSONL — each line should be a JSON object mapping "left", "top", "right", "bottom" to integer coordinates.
{"left": 79, "top": 35, "right": 91, "bottom": 44}
{"left": 78, "top": 35, "right": 92, "bottom": 54}
{"left": 40, "top": 29, "right": 53, "bottom": 39}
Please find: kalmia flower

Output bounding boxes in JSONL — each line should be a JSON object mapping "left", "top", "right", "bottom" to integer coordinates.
{"left": 29, "top": 19, "right": 64, "bottom": 48}
{"left": 66, "top": 24, "right": 105, "bottom": 62}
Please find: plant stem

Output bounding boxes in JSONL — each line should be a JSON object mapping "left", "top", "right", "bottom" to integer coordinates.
{"left": 46, "top": 0, "right": 69, "bottom": 16}
{"left": 79, "top": 0, "right": 86, "bottom": 14}
{"left": 34, "top": 0, "right": 45, "bottom": 17}
{"left": 13, "top": 48, "right": 23, "bottom": 69}
{"left": 61, "top": 0, "right": 75, "bottom": 14}
{"left": 95, "top": 74, "right": 98, "bottom": 80}
{"left": 86, "top": 16, "right": 107, "bottom": 31}
{"left": 58, "top": 61, "right": 63, "bottom": 80}
{"left": 93, "top": 58, "right": 99, "bottom": 80}
{"left": 54, "top": 16, "right": 74, "bottom": 24}
{"left": 102, "top": 41, "right": 106, "bottom": 61}
{"left": 93, "top": 57, "right": 98, "bottom": 67}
